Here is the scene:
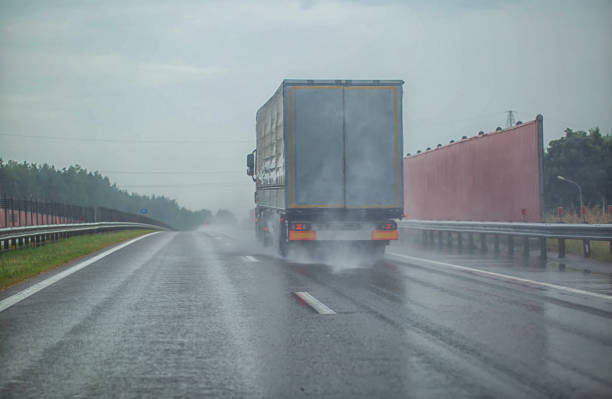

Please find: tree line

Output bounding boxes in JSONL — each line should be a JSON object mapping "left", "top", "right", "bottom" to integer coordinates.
{"left": 543, "top": 127, "right": 612, "bottom": 212}
{"left": 0, "top": 160, "right": 212, "bottom": 230}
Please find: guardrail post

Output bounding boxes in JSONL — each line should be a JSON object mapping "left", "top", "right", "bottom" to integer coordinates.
{"left": 438, "top": 231, "right": 443, "bottom": 248}
{"left": 583, "top": 240, "right": 591, "bottom": 258}
{"left": 480, "top": 234, "right": 487, "bottom": 252}
{"left": 494, "top": 234, "right": 499, "bottom": 252}
{"left": 23, "top": 198, "right": 27, "bottom": 226}
{"left": 447, "top": 231, "right": 453, "bottom": 247}
{"left": 10, "top": 198, "right": 14, "bottom": 227}
{"left": 539, "top": 238, "right": 547, "bottom": 259}
{"left": 508, "top": 235, "right": 514, "bottom": 255}
{"left": 468, "top": 233, "right": 475, "bottom": 251}
{"left": 522, "top": 237, "right": 530, "bottom": 256}
{"left": 3, "top": 195, "right": 7, "bottom": 227}
{"left": 558, "top": 239, "right": 565, "bottom": 258}
{"left": 457, "top": 232, "right": 463, "bottom": 249}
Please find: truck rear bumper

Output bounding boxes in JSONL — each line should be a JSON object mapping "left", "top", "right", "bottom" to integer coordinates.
{"left": 289, "top": 229, "right": 398, "bottom": 241}
{"left": 314, "top": 229, "right": 371, "bottom": 241}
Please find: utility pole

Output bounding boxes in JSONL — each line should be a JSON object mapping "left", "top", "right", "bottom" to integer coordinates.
{"left": 505, "top": 110, "right": 516, "bottom": 128}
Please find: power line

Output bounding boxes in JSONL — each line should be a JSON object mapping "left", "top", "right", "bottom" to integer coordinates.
{"left": 406, "top": 111, "right": 507, "bottom": 127}
{"left": 100, "top": 170, "right": 243, "bottom": 175}
{"left": 0, "top": 133, "right": 251, "bottom": 144}
{"left": 118, "top": 182, "right": 247, "bottom": 188}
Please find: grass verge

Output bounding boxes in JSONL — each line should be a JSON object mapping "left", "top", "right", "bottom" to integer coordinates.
{"left": 0, "top": 229, "right": 154, "bottom": 291}
{"left": 547, "top": 239, "right": 612, "bottom": 263}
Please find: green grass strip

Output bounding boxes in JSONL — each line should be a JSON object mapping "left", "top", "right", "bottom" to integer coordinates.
{"left": 547, "top": 239, "right": 612, "bottom": 263}
{"left": 0, "top": 229, "right": 154, "bottom": 291}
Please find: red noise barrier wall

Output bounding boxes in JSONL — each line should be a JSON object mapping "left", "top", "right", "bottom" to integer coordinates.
{"left": 403, "top": 115, "right": 543, "bottom": 222}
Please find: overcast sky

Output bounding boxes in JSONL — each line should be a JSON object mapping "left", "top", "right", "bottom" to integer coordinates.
{"left": 1, "top": 0, "right": 611, "bottom": 217}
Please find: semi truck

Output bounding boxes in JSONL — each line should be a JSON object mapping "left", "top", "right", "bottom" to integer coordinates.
{"left": 246, "top": 79, "right": 404, "bottom": 257}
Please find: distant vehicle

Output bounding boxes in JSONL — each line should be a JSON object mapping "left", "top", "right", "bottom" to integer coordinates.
{"left": 247, "top": 79, "right": 404, "bottom": 257}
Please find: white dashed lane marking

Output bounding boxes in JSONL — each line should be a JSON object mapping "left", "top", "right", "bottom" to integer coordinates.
{"left": 294, "top": 291, "right": 336, "bottom": 315}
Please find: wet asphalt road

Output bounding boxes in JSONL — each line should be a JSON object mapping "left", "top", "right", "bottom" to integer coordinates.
{"left": 1, "top": 230, "right": 612, "bottom": 398}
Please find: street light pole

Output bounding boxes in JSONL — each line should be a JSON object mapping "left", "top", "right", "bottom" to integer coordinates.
{"left": 557, "top": 175, "right": 584, "bottom": 221}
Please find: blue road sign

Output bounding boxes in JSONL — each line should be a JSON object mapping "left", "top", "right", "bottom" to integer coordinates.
{"left": 140, "top": 208, "right": 148, "bottom": 215}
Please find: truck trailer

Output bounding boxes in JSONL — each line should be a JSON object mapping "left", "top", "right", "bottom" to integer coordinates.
{"left": 246, "top": 79, "right": 404, "bottom": 257}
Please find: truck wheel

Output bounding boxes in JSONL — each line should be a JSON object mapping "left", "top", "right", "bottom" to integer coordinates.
{"left": 279, "top": 234, "right": 293, "bottom": 257}
{"left": 279, "top": 239, "right": 289, "bottom": 257}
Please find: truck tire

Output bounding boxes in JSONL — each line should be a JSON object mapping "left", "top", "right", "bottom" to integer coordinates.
{"left": 279, "top": 239, "right": 289, "bottom": 257}
{"left": 278, "top": 222, "right": 290, "bottom": 257}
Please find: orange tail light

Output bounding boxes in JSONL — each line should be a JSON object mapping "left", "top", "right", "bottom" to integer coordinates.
{"left": 372, "top": 230, "right": 398, "bottom": 240}
{"left": 289, "top": 231, "right": 316, "bottom": 241}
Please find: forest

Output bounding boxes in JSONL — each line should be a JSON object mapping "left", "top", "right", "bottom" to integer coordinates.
{"left": 0, "top": 160, "right": 212, "bottom": 230}
{"left": 543, "top": 127, "right": 612, "bottom": 213}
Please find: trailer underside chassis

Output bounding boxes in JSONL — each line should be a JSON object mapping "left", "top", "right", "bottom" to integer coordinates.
{"left": 285, "top": 220, "right": 398, "bottom": 242}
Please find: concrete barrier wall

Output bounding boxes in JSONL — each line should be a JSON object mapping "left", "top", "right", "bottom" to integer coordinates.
{"left": 403, "top": 116, "right": 543, "bottom": 222}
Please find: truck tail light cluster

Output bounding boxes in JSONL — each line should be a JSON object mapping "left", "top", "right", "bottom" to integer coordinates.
{"left": 290, "top": 223, "right": 312, "bottom": 231}
{"left": 373, "top": 220, "right": 398, "bottom": 240}
{"left": 376, "top": 221, "right": 397, "bottom": 231}
{"left": 289, "top": 222, "right": 315, "bottom": 240}
{"left": 372, "top": 230, "right": 398, "bottom": 240}
{"left": 289, "top": 231, "right": 316, "bottom": 241}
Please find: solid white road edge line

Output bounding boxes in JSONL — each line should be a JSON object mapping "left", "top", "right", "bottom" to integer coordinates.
{"left": 0, "top": 231, "right": 162, "bottom": 313}
{"left": 387, "top": 252, "right": 612, "bottom": 301}
{"left": 294, "top": 291, "right": 336, "bottom": 314}
{"left": 244, "top": 256, "right": 258, "bottom": 262}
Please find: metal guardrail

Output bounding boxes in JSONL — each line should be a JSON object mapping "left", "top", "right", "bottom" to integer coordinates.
{"left": 0, "top": 222, "right": 166, "bottom": 252}
{"left": 399, "top": 219, "right": 612, "bottom": 258}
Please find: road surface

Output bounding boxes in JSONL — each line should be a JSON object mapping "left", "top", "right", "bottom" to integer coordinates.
{"left": 1, "top": 229, "right": 611, "bottom": 398}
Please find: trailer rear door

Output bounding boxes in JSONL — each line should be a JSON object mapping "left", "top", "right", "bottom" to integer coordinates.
{"left": 345, "top": 87, "right": 399, "bottom": 208}
{"left": 291, "top": 87, "right": 344, "bottom": 207}
{"left": 287, "top": 82, "right": 401, "bottom": 210}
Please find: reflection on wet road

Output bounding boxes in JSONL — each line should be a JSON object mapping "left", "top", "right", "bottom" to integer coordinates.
{"left": 1, "top": 230, "right": 611, "bottom": 398}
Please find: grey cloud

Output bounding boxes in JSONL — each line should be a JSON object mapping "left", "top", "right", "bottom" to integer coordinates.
{"left": 1, "top": 0, "right": 610, "bottom": 216}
